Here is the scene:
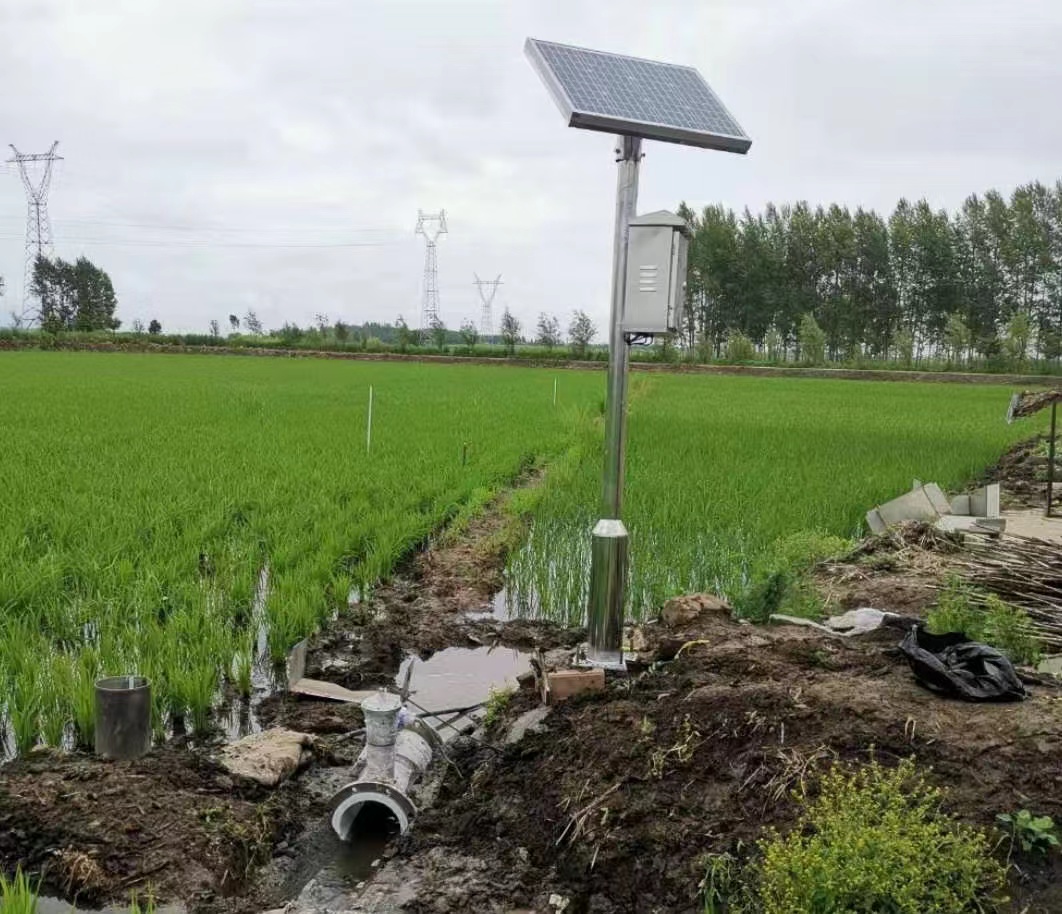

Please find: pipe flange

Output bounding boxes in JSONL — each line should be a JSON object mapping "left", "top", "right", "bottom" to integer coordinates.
{"left": 331, "top": 779, "right": 417, "bottom": 840}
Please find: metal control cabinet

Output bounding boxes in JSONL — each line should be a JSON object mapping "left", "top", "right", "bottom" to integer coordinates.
{"left": 621, "top": 210, "right": 690, "bottom": 335}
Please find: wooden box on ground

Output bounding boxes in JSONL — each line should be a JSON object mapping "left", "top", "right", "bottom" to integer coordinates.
{"left": 543, "top": 668, "right": 605, "bottom": 704}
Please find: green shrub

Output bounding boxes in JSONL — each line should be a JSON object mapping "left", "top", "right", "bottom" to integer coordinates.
{"left": 734, "top": 532, "right": 849, "bottom": 624}
{"left": 763, "top": 531, "right": 851, "bottom": 575}
{"left": 749, "top": 758, "right": 1005, "bottom": 914}
{"left": 927, "top": 576, "right": 1042, "bottom": 665}
{"left": 733, "top": 571, "right": 791, "bottom": 623}
{"left": 726, "top": 332, "right": 757, "bottom": 362}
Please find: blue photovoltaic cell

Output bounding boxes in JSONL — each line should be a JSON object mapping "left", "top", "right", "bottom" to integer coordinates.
{"left": 526, "top": 39, "right": 750, "bottom": 152}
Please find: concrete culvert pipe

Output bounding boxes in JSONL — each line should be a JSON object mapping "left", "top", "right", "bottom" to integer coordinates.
{"left": 95, "top": 675, "right": 152, "bottom": 760}
{"left": 331, "top": 693, "right": 440, "bottom": 841}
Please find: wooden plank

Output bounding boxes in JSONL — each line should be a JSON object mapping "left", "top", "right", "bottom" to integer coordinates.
{"left": 288, "top": 677, "right": 376, "bottom": 704}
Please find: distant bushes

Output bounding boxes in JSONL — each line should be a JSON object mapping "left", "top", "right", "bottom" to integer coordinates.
{"left": 3, "top": 327, "right": 1062, "bottom": 375}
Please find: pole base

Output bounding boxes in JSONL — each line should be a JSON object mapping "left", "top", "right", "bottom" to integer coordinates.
{"left": 577, "top": 645, "right": 627, "bottom": 671}
{"left": 586, "top": 518, "right": 628, "bottom": 666}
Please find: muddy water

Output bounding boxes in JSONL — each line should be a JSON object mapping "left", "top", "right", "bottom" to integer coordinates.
{"left": 396, "top": 645, "right": 531, "bottom": 714}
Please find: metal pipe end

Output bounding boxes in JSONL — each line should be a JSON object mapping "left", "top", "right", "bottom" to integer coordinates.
{"left": 331, "top": 780, "right": 417, "bottom": 841}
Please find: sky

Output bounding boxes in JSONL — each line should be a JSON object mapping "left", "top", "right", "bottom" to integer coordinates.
{"left": 1, "top": 0, "right": 1060, "bottom": 336}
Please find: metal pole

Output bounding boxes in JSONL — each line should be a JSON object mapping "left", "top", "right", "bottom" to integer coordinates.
{"left": 586, "top": 135, "right": 641, "bottom": 668}
{"left": 1048, "top": 401, "right": 1057, "bottom": 518}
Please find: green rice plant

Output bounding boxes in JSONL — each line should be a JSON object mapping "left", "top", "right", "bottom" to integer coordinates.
{"left": 749, "top": 757, "right": 1005, "bottom": 913}
{"left": 0, "top": 867, "right": 39, "bottom": 914}
{"left": 186, "top": 661, "right": 219, "bottom": 736}
{"left": 127, "top": 889, "right": 157, "bottom": 914}
{"left": 9, "top": 668, "right": 40, "bottom": 755}
{"left": 0, "top": 354, "right": 1041, "bottom": 744}
{"left": 232, "top": 637, "right": 254, "bottom": 699}
{"left": 508, "top": 375, "right": 1033, "bottom": 622}
{"left": 71, "top": 651, "right": 100, "bottom": 749}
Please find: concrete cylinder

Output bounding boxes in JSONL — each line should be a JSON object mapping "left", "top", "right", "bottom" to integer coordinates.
{"left": 95, "top": 675, "right": 151, "bottom": 760}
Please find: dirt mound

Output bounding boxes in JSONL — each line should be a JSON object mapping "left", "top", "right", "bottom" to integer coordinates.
{"left": 982, "top": 433, "right": 1054, "bottom": 509}
{"left": 0, "top": 748, "right": 304, "bottom": 909}
{"left": 406, "top": 613, "right": 1062, "bottom": 913}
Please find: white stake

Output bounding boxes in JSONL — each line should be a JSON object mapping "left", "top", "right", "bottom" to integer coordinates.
{"left": 553, "top": 377, "right": 558, "bottom": 406}
{"left": 366, "top": 385, "right": 374, "bottom": 454}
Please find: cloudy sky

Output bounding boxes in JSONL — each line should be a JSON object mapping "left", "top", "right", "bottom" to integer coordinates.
{"left": 1, "top": 0, "right": 1060, "bottom": 336}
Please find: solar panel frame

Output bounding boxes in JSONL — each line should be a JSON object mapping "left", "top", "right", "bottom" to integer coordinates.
{"left": 525, "top": 38, "right": 751, "bottom": 154}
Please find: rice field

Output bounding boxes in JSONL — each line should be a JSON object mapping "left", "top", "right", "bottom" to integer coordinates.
{"left": 0, "top": 352, "right": 1036, "bottom": 755}
{"left": 0, "top": 352, "right": 598, "bottom": 753}
{"left": 505, "top": 374, "right": 1035, "bottom": 622}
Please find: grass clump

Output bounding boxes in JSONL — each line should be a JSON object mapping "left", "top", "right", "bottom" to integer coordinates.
{"left": 927, "top": 576, "right": 1042, "bottom": 665}
{"left": 0, "top": 868, "right": 39, "bottom": 914}
{"left": 747, "top": 757, "right": 1005, "bottom": 914}
{"left": 482, "top": 685, "right": 516, "bottom": 727}
{"left": 733, "top": 531, "right": 850, "bottom": 623}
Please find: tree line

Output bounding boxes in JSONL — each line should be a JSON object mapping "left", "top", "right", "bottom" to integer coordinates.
{"left": 678, "top": 180, "right": 1062, "bottom": 367}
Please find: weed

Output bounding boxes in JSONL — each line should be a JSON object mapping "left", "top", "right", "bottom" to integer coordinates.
{"left": 927, "top": 577, "right": 1042, "bottom": 665}
{"left": 648, "top": 715, "right": 701, "bottom": 779}
{"left": 997, "top": 809, "right": 1059, "bottom": 856}
{"left": 482, "top": 685, "right": 516, "bottom": 728}
{"left": 749, "top": 757, "right": 1006, "bottom": 913}
{"left": 733, "top": 571, "right": 791, "bottom": 624}
{"left": 698, "top": 849, "right": 741, "bottom": 914}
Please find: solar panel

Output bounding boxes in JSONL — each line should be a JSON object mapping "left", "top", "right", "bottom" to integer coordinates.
{"left": 525, "top": 38, "right": 750, "bottom": 154}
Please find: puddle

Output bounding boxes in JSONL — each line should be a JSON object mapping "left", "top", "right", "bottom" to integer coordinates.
{"left": 331, "top": 804, "right": 401, "bottom": 883}
{"left": 396, "top": 646, "right": 531, "bottom": 714}
{"left": 464, "top": 587, "right": 515, "bottom": 622}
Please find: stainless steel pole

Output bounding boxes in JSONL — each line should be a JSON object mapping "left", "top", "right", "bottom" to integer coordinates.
{"left": 586, "top": 135, "right": 641, "bottom": 667}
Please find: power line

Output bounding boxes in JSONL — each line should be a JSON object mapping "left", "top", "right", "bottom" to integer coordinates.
{"left": 0, "top": 233, "right": 404, "bottom": 250}
{"left": 0, "top": 215, "right": 400, "bottom": 235}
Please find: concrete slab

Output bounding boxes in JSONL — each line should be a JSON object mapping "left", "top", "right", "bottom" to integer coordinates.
{"left": 1038, "top": 656, "right": 1062, "bottom": 678}
{"left": 923, "top": 483, "right": 952, "bottom": 515}
{"left": 950, "top": 494, "right": 971, "bottom": 515}
{"left": 970, "top": 484, "right": 1001, "bottom": 518}
{"left": 866, "top": 508, "right": 887, "bottom": 534}
{"left": 936, "top": 515, "right": 1006, "bottom": 535}
{"left": 1002, "top": 508, "right": 1062, "bottom": 544}
{"left": 876, "top": 488, "right": 942, "bottom": 527}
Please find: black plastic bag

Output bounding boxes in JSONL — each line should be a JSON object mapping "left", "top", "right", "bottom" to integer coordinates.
{"left": 898, "top": 625, "right": 1027, "bottom": 702}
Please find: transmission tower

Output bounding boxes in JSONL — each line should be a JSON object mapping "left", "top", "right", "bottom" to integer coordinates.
{"left": 7, "top": 142, "right": 62, "bottom": 315}
{"left": 414, "top": 209, "right": 447, "bottom": 332}
{"left": 473, "top": 273, "right": 503, "bottom": 338}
